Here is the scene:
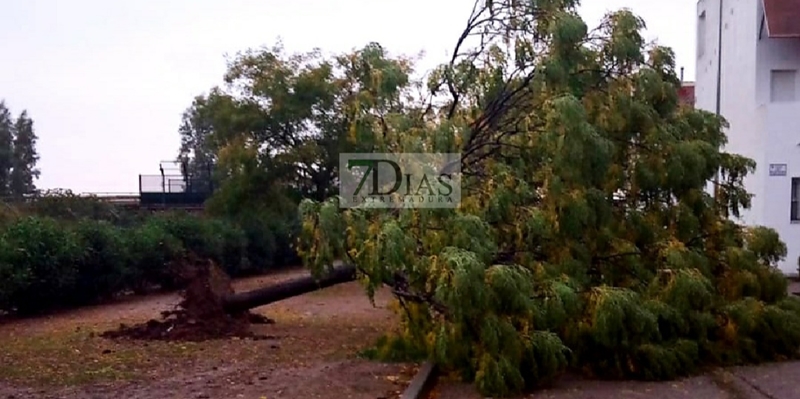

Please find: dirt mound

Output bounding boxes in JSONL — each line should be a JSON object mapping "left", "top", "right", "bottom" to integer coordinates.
{"left": 101, "top": 255, "right": 274, "bottom": 342}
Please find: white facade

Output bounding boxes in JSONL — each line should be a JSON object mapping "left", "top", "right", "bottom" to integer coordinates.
{"left": 695, "top": 0, "right": 800, "bottom": 276}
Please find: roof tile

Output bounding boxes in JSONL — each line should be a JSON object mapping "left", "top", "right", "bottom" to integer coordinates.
{"left": 764, "top": 0, "right": 800, "bottom": 38}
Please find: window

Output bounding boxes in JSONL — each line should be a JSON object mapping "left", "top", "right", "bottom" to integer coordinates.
{"left": 792, "top": 178, "right": 800, "bottom": 221}
{"left": 771, "top": 70, "right": 797, "bottom": 102}
{"left": 697, "top": 11, "right": 707, "bottom": 58}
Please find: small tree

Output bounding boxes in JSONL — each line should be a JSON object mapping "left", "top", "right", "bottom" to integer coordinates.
{"left": 10, "top": 110, "right": 40, "bottom": 196}
{"left": 0, "top": 101, "right": 14, "bottom": 196}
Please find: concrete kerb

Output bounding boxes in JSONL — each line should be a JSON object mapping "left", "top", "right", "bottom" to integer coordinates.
{"left": 400, "top": 361, "right": 438, "bottom": 399}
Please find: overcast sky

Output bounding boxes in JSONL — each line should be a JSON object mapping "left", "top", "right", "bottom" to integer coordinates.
{"left": 0, "top": 0, "right": 697, "bottom": 193}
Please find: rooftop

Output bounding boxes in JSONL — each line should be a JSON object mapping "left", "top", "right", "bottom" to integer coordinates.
{"left": 678, "top": 83, "right": 696, "bottom": 107}
{"left": 764, "top": 0, "right": 800, "bottom": 38}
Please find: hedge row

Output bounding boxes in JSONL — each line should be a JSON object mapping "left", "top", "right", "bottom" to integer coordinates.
{"left": 0, "top": 212, "right": 296, "bottom": 315}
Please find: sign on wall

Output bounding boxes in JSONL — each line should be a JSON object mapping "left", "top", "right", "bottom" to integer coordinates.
{"left": 769, "top": 163, "right": 788, "bottom": 176}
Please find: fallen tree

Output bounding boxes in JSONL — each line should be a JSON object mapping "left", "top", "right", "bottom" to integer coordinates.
{"left": 222, "top": 264, "right": 357, "bottom": 313}
{"left": 102, "top": 256, "right": 357, "bottom": 341}
{"left": 294, "top": 0, "right": 800, "bottom": 397}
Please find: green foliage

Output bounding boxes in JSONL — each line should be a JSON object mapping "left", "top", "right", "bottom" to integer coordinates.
{"left": 147, "top": 212, "right": 257, "bottom": 277}
{"left": 72, "top": 220, "right": 130, "bottom": 304}
{"left": 0, "top": 101, "right": 16, "bottom": 196}
{"left": 212, "top": 218, "right": 251, "bottom": 276}
{"left": 9, "top": 189, "right": 148, "bottom": 226}
{"left": 10, "top": 110, "right": 39, "bottom": 196}
{"left": 149, "top": 213, "right": 225, "bottom": 262}
{"left": 0, "top": 207, "right": 290, "bottom": 315}
{"left": 204, "top": 182, "right": 300, "bottom": 271}
{"left": 126, "top": 218, "right": 185, "bottom": 293}
{"left": 0, "top": 216, "right": 83, "bottom": 314}
{"left": 359, "top": 333, "right": 429, "bottom": 363}
{"left": 0, "top": 99, "right": 40, "bottom": 197}
{"left": 176, "top": 40, "right": 419, "bottom": 270}
{"left": 296, "top": 1, "right": 800, "bottom": 396}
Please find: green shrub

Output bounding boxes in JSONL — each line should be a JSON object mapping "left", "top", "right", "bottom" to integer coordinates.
{"left": 147, "top": 212, "right": 254, "bottom": 276}
{"left": 126, "top": 221, "right": 185, "bottom": 292}
{"left": 71, "top": 220, "right": 129, "bottom": 304}
{"left": 239, "top": 216, "right": 277, "bottom": 273}
{"left": 0, "top": 239, "right": 21, "bottom": 311}
{"left": 0, "top": 216, "right": 83, "bottom": 315}
{"left": 237, "top": 210, "right": 300, "bottom": 271}
{"left": 150, "top": 212, "right": 223, "bottom": 261}
{"left": 0, "top": 206, "right": 295, "bottom": 315}
{"left": 21, "top": 189, "right": 147, "bottom": 226}
{"left": 0, "top": 202, "right": 22, "bottom": 229}
{"left": 271, "top": 213, "right": 301, "bottom": 266}
{"left": 208, "top": 218, "right": 250, "bottom": 277}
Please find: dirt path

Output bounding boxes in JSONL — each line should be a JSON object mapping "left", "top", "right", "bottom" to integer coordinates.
{"left": 0, "top": 268, "right": 416, "bottom": 399}
{"left": 427, "top": 369, "right": 793, "bottom": 399}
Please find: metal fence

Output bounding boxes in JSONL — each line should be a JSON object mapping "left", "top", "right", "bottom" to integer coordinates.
{"left": 138, "top": 174, "right": 213, "bottom": 207}
{"left": 138, "top": 174, "right": 213, "bottom": 194}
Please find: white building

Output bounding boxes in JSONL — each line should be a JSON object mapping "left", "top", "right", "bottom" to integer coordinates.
{"left": 695, "top": 0, "right": 800, "bottom": 276}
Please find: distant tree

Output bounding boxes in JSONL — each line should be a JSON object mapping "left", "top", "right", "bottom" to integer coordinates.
{"left": 178, "top": 41, "right": 416, "bottom": 207}
{"left": 0, "top": 101, "right": 14, "bottom": 196}
{"left": 10, "top": 110, "right": 40, "bottom": 196}
{"left": 177, "top": 93, "right": 220, "bottom": 190}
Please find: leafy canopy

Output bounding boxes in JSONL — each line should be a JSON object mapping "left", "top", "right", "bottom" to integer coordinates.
{"left": 296, "top": 0, "right": 800, "bottom": 397}
{"left": 176, "top": 42, "right": 422, "bottom": 266}
{"left": 178, "top": 41, "right": 418, "bottom": 209}
{"left": 0, "top": 100, "right": 40, "bottom": 197}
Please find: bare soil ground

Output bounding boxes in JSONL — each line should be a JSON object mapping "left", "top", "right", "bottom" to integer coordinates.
{"left": 427, "top": 369, "right": 793, "bottom": 399}
{"left": 0, "top": 268, "right": 416, "bottom": 399}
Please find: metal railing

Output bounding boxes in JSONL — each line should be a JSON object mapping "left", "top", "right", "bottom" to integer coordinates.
{"left": 138, "top": 174, "right": 213, "bottom": 207}
{"left": 0, "top": 160, "right": 216, "bottom": 210}
{"left": 138, "top": 174, "right": 213, "bottom": 194}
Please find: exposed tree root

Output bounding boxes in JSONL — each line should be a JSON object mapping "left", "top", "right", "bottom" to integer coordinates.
{"left": 101, "top": 255, "right": 274, "bottom": 342}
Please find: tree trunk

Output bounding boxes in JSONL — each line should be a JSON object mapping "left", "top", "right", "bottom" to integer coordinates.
{"left": 222, "top": 265, "right": 357, "bottom": 313}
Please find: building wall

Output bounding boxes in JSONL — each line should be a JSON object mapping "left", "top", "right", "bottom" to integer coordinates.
{"left": 695, "top": 0, "right": 800, "bottom": 275}
{"left": 755, "top": 7, "right": 800, "bottom": 276}
{"left": 695, "top": 0, "right": 762, "bottom": 226}
{"left": 759, "top": 103, "right": 800, "bottom": 275}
